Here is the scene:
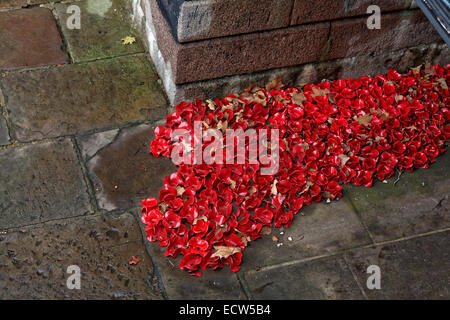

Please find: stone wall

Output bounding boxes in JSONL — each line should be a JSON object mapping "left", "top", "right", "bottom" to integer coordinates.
{"left": 130, "top": 0, "right": 449, "bottom": 105}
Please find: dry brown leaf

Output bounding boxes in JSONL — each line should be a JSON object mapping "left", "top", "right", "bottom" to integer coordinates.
{"left": 437, "top": 78, "right": 449, "bottom": 90}
{"left": 395, "top": 95, "right": 404, "bottom": 102}
{"left": 158, "top": 202, "right": 169, "bottom": 213}
{"left": 272, "top": 235, "right": 279, "bottom": 242}
{"left": 338, "top": 154, "right": 350, "bottom": 167}
{"left": 261, "top": 226, "right": 272, "bottom": 235}
{"left": 206, "top": 99, "right": 216, "bottom": 111}
{"left": 193, "top": 215, "right": 207, "bottom": 225}
{"left": 176, "top": 186, "right": 185, "bottom": 196}
{"left": 271, "top": 179, "right": 278, "bottom": 196}
{"left": 128, "top": 256, "right": 141, "bottom": 265}
{"left": 311, "top": 87, "right": 330, "bottom": 98}
{"left": 291, "top": 92, "right": 307, "bottom": 106}
{"left": 265, "top": 77, "right": 284, "bottom": 91}
{"left": 411, "top": 64, "right": 422, "bottom": 75}
{"left": 424, "top": 62, "right": 434, "bottom": 76}
{"left": 354, "top": 114, "right": 373, "bottom": 127}
{"left": 229, "top": 178, "right": 237, "bottom": 189}
{"left": 248, "top": 186, "right": 257, "bottom": 195}
{"left": 235, "top": 229, "right": 251, "bottom": 246}
{"left": 211, "top": 246, "right": 241, "bottom": 259}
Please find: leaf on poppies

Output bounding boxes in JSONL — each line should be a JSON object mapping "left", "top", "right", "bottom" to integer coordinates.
{"left": 424, "top": 63, "right": 434, "bottom": 76}
{"left": 176, "top": 186, "right": 185, "bottom": 196}
{"left": 235, "top": 229, "right": 251, "bottom": 246}
{"left": 248, "top": 186, "right": 257, "bottom": 195}
{"left": 265, "top": 77, "right": 284, "bottom": 91}
{"left": 370, "top": 108, "right": 391, "bottom": 121}
{"left": 121, "top": 36, "right": 136, "bottom": 45}
{"left": 229, "top": 178, "right": 237, "bottom": 189}
{"left": 261, "top": 226, "right": 272, "bottom": 235}
{"left": 128, "top": 256, "right": 141, "bottom": 265}
{"left": 338, "top": 154, "right": 350, "bottom": 167}
{"left": 271, "top": 179, "right": 278, "bottom": 196}
{"left": 211, "top": 246, "right": 241, "bottom": 259}
{"left": 395, "top": 95, "right": 404, "bottom": 102}
{"left": 354, "top": 114, "right": 373, "bottom": 127}
{"left": 206, "top": 99, "right": 216, "bottom": 111}
{"left": 158, "top": 202, "right": 169, "bottom": 213}
{"left": 311, "top": 87, "right": 330, "bottom": 98}
{"left": 193, "top": 215, "right": 207, "bottom": 225}
{"left": 291, "top": 92, "right": 307, "bottom": 106}
{"left": 437, "top": 78, "right": 448, "bottom": 90}
{"left": 411, "top": 64, "right": 422, "bottom": 75}
{"left": 216, "top": 120, "right": 228, "bottom": 132}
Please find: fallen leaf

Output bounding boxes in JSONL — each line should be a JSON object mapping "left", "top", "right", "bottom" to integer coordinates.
{"left": 338, "top": 154, "right": 350, "bottom": 167}
{"left": 193, "top": 215, "right": 207, "bottom": 225}
{"left": 411, "top": 64, "right": 422, "bottom": 75}
{"left": 129, "top": 256, "right": 141, "bottom": 265}
{"left": 176, "top": 186, "right": 185, "bottom": 196}
{"left": 271, "top": 179, "right": 278, "bottom": 196}
{"left": 291, "top": 92, "right": 307, "bottom": 106}
{"left": 121, "top": 36, "right": 136, "bottom": 45}
{"left": 272, "top": 235, "right": 279, "bottom": 242}
{"left": 211, "top": 246, "right": 241, "bottom": 259}
{"left": 437, "top": 78, "right": 448, "bottom": 90}
{"left": 206, "top": 99, "right": 216, "bottom": 111}
{"left": 311, "top": 87, "right": 330, "bottom": 98}
{"left": 354, "top": 114, "right": 373, "bottom": 127}
{"left": 261, "top": 226, "right": 272, "bottom": 235}
{"left": 265, "top": 77, "right": 284, "bottom": 91}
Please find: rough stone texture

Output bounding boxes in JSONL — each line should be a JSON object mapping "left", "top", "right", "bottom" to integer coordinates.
{"left": 133, "top": 211, "right": 246, "bottom": 299}
{"left": 243, "top": 256, "right": 364, "bottom": 299}
{"left": 345, "top": 231, "right": 450, "bottom": 299}
{"left": 0, "top": 115, "right": 9, "bottom": 145}
{"left": 78, "top": 124, "right": 176, "bottom": 211}
{"left": 138, "top": 0, "right": 329, "bottom": 84}
{"left": 0, "top": 140, "right": 91, "bottom": 230}
{"left": 327, "top": 10, "right": 442, "bottom": 61}
{"left": 344, "top": 151, "right": 450, "bottom": 242}
{"left": 0, "top": 0, "right": 26, "bottom": 9}
{"left": 165, "top": 42, "right": 449, "bottom": 105}
{"left": 0, "top": 212, "right": 163, "bottom": 300}
{"left": 2, "top": 55, "right": 167, "bottom": 142}
{"left": 0, "top": 8, "right": 67, "bottom": 70}
{"left": 291, "top": 0, "right": 412, "bottom": 25}
{"left": 159, "top": 0, "right": 294, "bottom": 43}
{"left": 241, "top": 199, "right": 371, "bottom": 271}
{"left": 55, "top": 0, "right": 144, "bottom": 63}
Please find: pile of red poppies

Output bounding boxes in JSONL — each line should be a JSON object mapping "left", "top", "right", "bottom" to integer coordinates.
{"left": 142, "top": 64, "right": 450, "bottom": 276}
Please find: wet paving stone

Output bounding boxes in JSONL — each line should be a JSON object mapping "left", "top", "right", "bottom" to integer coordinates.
{"left": 0, "top": 115, "right": 9, "bottom": 145}
{"left": 241, "top": 199, "right": 372, "bottom": 271}
{"left": 0, "top": 212, "right": 162, "bottom": 299}
{"left": 132, "top": 211, "right": 246, "bottom": 300}
{"left": 344, "top": 151, "right": 450, "bottom": 242}
{"left": 0, "top": 7, "right": 67, "bottom": 70}
{"left": 78, "top": 124, "right": 176, "bottom": 211}
{"left": 55, "top": 0, "right": 144, "bottom": 62}
{"left": 243, "top": 256, "right": 364, "bottom": 299}
{"left": 0, "top": 139, "right": 91, "bottom": 229}
{"left": 2, "top": 55, "right": 167, "bottom": 142}
{"left": 344, "top": 230, "right": 450, "bottom": 299}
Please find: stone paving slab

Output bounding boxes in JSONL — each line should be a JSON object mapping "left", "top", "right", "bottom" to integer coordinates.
{"left": 2, "top": 55, "right": 167, "bottom": 142}
{"left": 78, "top": 124, "right": 176, "bottom": 211}
{"left": 0, "top": 115, "right": 9, "bottom": 145}
{"left": 243, "top": 256, "right": 364, "bottom": 300}
{"left": 55, "top": 0, "right": 144, "bottom": 63}
{"left": 344, "top": 151, "right": 450, "bottom": 242}
{"left": 0, "top": 139, "right": 91, "bottom": 229}
{"left": 241, "top": 199, "right": 372, "bottom": 271}
{"left": 133, "top": 211, "right": 246, "bottom": 300}
{"left": 0, "top": 7, "right": 67, "bottom": 70}
{"left": 0, "top": 212, "right": 162, "bottom": 299}
{"left": 344, "top": 230, "right": 450, "bottom": 299}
